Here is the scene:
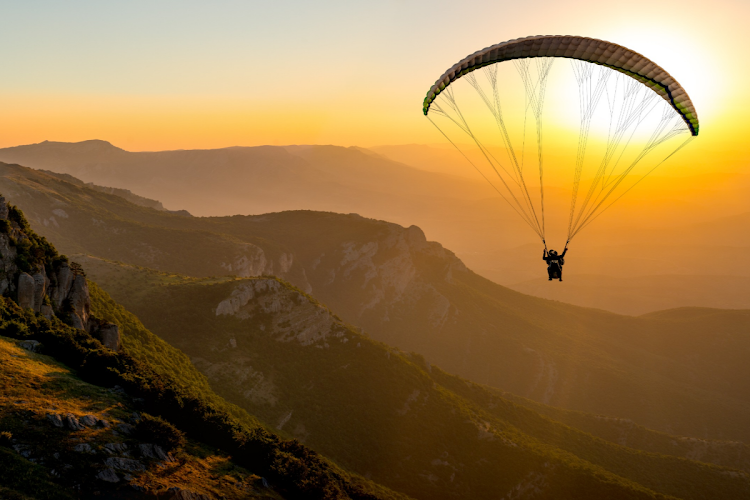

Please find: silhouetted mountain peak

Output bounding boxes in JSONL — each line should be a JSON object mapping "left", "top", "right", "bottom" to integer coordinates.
{"left": 33, "top": 139, "right": 123, "bottom": 152}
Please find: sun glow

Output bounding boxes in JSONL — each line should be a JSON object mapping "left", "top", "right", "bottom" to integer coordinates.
{"left": 0, "top": 0, "right": 746, "bottom": 160}
{"left": 605, "top": 27, "right": 723, "bottom": 123}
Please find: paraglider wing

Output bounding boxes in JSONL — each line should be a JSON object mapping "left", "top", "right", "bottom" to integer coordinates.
{"left": 423, "top": 35, "right": 699, "bottom": 136}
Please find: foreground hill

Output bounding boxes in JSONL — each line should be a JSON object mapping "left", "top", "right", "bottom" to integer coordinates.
{"left": 0, "top": 335, "right": 278, "bottom": 499}
{"left": 0, "top": 193, "right": 405, "bottom": 499}
{"left": 71, "top": 255, "right": 750, "bottom": 500}
{"left": 1, "top": 162, "right": 749, "bottom": 445}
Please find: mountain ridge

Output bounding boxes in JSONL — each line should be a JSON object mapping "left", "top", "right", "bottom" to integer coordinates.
{"left": 1, "top": 161, "right": 748, "bottom": 444}
{"left": 6, "top": 138, "right": 750, "bottom": 318}
{"left": 1, "top": 161, "right": 749, "bottom": 498}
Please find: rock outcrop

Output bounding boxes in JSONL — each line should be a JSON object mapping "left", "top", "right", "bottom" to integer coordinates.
{"left": 216, "top": 279, "right": 338, "bottom": 346}
{"left": 86, "top": 318, "right": 121, "bottom": 351}
{"left": 17, "top": 270, "right": 52, "bottom": 313}
{"left": 99, "top": 323, "right": 121, "bottom": 351}
{"left": 0, "top": 195, "right": 118, "bottom": 350}
{"left": 17, "top": 273, "right": 35, "bottom": 309}
{"left": 303, "top": 222, "right": 466, "bottom": 330}
{"left": 219, "top": 243, "right": 310, "bottom": 291}
{"left": 67, "top": 273, "right": 91, "bottom": 329}
{"left": 49, "top": 263, "right": 74, "bottom": 309}
{"left": 0, "top": 233, "right": 17, "bottom": 296}
{"left": 19, "top": 339, "right": 41, "bottom": 352}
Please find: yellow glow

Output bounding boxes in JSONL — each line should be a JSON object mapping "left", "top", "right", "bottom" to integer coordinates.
{"left": 1, "top": 1, "right": 747, "bottom": 170}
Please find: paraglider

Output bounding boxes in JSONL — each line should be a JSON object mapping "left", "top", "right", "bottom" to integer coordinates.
{"left": 543, "top": 245, "right": 567, "bottom": 281}
{"left": 422, "top": 35, "right": 699, "bottom": 281}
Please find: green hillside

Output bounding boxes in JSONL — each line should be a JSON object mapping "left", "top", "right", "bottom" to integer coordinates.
{"left": 0, "top": 334, "right": 278, "bottom": 499}
{"left": 74, "top": 255, "right": 750, "bottom": 500}
{"left": 0, "top": 195, "right": 407, "bottom": 500}
{"left": 78, "top": 254, "right": 750, "bottom": 474}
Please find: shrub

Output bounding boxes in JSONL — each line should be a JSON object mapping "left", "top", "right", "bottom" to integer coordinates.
{"left": 6, "top": 204, "right": 61, "bottom": 275}
{"left": 0, "top": 431, "right": 12, "bottom": 447}
{"left": 1, "top": 319, "right": 29, "bottom": 337}
{"left": 134, "top": 413, "right": 186, "bottom": 451}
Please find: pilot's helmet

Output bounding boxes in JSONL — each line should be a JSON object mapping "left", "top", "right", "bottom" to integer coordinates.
{"left": 549, "top": 249, "right": 558, "bottom": 256}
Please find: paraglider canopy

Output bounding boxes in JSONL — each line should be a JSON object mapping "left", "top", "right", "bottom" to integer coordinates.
{"left": 423, "top": 35, "right": 699, "bottom": 135}
{"left": 423, "top": 35, "right": 699, "bottom": 245}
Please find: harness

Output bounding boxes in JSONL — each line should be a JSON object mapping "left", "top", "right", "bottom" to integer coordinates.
{"left": 547, "top": 255, "right": 564, "bottom": 268}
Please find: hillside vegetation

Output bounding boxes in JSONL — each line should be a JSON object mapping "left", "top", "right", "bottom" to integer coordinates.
{"left": 74, "top": 255, "right": 750, "bottom": 500}
{"left": 0, "top": 195, "right": 407, "bottom": 500}
{"left": 0, "top": 335, "right": 275, "bottom": 499}
{"left": 1, "top": 162, "right": 749, "bottom": 445}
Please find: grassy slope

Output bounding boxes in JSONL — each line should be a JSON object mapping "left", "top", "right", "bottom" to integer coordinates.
{"left": 87, "top": 280, "right": 267, "bottom": 429}
{"left": 0, "top": 292, "right": 407, "bottom": 500}
{"left": 77, "top": 256, "right": 750, "bottom": 500}
{"left": 0, "top": 335, "right": 276, "bottom": 499}
{"left": 417, "top": 267, "right": 750, "bottom": 441}
{"left": 84, "top": 283, "right": 410, "bottom": 500}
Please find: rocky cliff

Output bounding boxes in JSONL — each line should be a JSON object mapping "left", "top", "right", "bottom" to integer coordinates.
{"left": 0, "top": 195, "right": 120, "bottom": 350}
{"left": 301, "top": 222, "right": 465, "bottom": 327}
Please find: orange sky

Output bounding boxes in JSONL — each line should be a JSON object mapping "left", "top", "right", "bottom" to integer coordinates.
{"left": 1, "top": 0, "right": 748, "bottom": 171}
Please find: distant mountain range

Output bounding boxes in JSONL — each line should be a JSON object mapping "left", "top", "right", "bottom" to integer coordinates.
{"left": 4, "top": 139, "right": 750, "bottom": 316}
{"left": 0, "top": 138, "right": 501, "bottom": 226}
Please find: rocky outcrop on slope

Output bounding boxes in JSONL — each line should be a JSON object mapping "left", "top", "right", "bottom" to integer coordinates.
{"left": 218, "top": 244, "right": 303, "bottom": 289}
{"left": 187, "top": 277, "right": 354, "bottom": 418}
{"left": 216, "top": 278, "right": 339, "bottom": 346}
{"left": 303, "top": 222, "right": 466, "bottom": 329}
{"left": 0, "top": 195, "right": 119, "bottom": 350}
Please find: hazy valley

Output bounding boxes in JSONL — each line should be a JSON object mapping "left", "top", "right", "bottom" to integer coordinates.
{"left": 3, "top": 140, "right": 750, "bottom": 315}
{"left": 0, "top": 146, "right": 749, "bottom": 499}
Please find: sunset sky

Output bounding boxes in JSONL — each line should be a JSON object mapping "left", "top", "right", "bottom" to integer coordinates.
{"left": 1, "top": 0, "right": 747, "bottom": 165}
